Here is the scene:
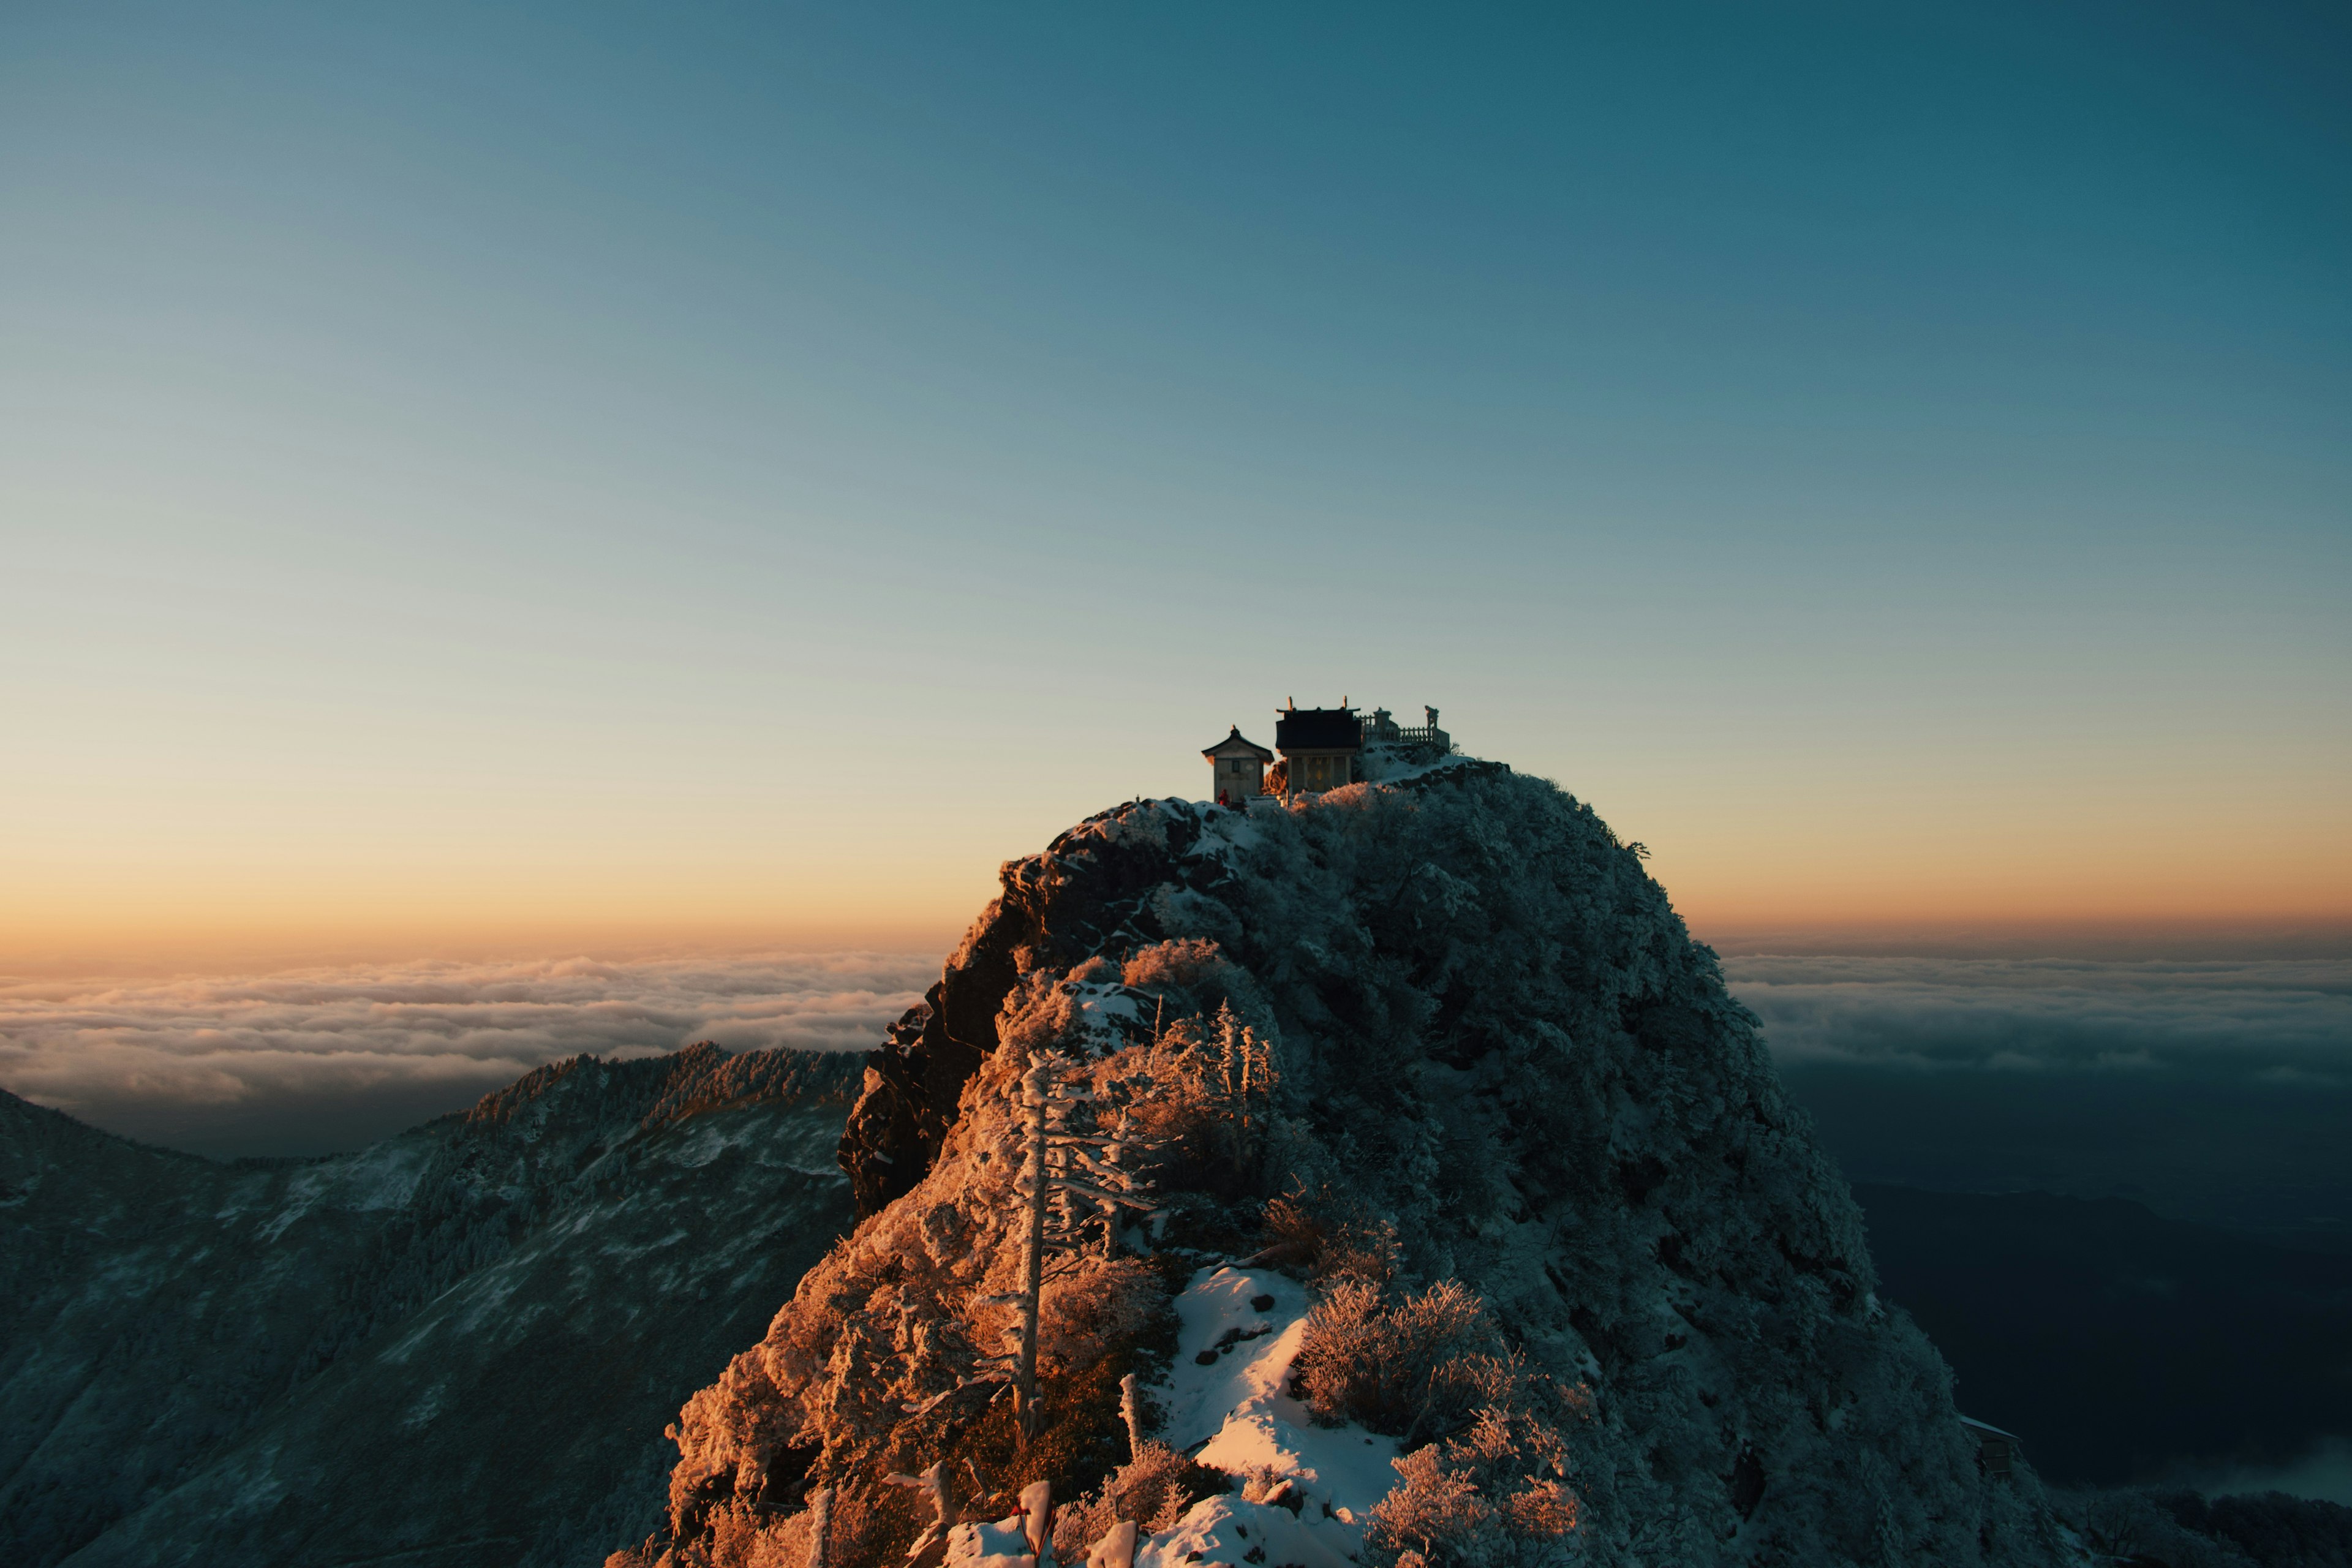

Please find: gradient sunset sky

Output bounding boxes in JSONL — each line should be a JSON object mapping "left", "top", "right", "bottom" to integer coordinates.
{"left": 4, "top": 2, "right": 2346, "bottom": 967}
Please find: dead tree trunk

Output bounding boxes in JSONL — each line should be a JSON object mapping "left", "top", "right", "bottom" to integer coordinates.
{"left": 806, "top": 1485, "right": 834, "bottom": 1568}
{"left": 1119, "top": 1372, "right": 1144, "bottom": 1459}
{"left": 1014, "top": 1056, "right": 1050, "bottom": 1443}
{"left": 995, "top": 1052, "right": 1162, "bottom": 1447}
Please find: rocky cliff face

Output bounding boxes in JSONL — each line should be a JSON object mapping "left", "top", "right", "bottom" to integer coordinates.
{"left": 0, "top": 1042, "right": 861, "bottom": 1568}
{"left": 634, "top": 760, "right": 2071, "bottom": 1568}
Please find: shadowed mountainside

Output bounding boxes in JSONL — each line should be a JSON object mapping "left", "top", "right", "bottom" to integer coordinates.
{"left": 0, "top": 1043, "right": 861, "bottom": 1568}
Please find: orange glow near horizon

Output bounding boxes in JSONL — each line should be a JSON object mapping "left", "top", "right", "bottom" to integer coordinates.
{"left": 6, "top": 764, "right": 2344, "bottom": 976}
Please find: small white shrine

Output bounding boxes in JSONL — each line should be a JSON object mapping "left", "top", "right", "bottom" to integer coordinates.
{"left": 1201, "top": 726, "right": 1275, "bottom": 805}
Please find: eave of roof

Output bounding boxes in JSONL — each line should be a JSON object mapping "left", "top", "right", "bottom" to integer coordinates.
{"left": 1202, "top": 728, "right": 1275, "bottom": 761}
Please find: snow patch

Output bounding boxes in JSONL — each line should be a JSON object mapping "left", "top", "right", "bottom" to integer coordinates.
{"left": 1065, "top": 980, "right": 1146, "bottom": 1052}
{"left": 1150, "top": 1267, "right": 1400, "bottom": 1566}
{"left": 946, "top": 1514, "right": 1039, "bottom": 1568}
{"left": 1188, "top": 807, "right": 1268, "bottom": 861}
{"left": 252, "top": 1139, "right": 431, "bottom": 1242}
{"left": 1138, "top": 1494, "right": 1354, "bottom": 1568}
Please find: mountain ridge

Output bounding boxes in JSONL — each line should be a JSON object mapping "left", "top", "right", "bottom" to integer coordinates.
{"left": 0, "top": 1042, "right": 864, "bottom": 1567}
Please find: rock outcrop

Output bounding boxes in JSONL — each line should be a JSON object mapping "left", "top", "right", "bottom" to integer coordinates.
{"left": 634, "top": 760, "right": 2071, "bottom": 1568}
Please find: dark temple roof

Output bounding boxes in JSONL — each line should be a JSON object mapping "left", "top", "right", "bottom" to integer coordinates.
{"left": 1203, "top": 726, "right": 1275, "bottom": 761}
{"left": 1275, "top": 707, "right": 1363, "bottom": 752}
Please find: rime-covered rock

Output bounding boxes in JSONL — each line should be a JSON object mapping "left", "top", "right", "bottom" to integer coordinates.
{"left": 646, "top": 763, "right": 2073, "bottom": 1568}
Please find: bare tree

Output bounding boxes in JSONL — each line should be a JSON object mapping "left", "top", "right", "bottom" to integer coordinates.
{"left": 974, "top": 1053, "right": 1160, "bottom": 1442}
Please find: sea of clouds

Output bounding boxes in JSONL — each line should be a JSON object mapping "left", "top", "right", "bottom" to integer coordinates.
{"left": 1722, "top": 953, "right": 2352, "bottom": 1084}
{"left": 0, "top": 952, "right": 934, "bottom": 1158}
{"left": 1725, "top": 952, "right": 2352, "bottom": 1254}
{"left": 6, "top": 949, "right": 2349, "bottom": 1161}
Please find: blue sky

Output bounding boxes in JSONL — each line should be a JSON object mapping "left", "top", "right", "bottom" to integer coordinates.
{"left": 2, "top": 2, "right": 2346, "bottom": 957}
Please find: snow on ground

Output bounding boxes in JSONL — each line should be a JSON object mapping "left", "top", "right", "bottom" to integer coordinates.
{"left": 948, "top": 1515, "right": 1040, "bottom": 1568}
{"left": 1356, "top": 749, "right": 1480, "bottom": 788}
{"left": 249, "top": 1138, "right": 432, "bottom": 1241}
{"left": 1066, "top": 979, "right": 1147, "bottom": 1048}
{"left": 1135, "top": 1491, "right": 1357, "bottom": 1568}
{"left": 1144, "top": 1265, "right": 1403, "bottom": 1568}
{"left": 1187, "top": 802, "right": 1268, "bottom": 861}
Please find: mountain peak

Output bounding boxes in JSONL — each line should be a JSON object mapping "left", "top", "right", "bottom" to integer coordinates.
{"left": 631, "top": 765, "right": 2068, "bottom": 1567}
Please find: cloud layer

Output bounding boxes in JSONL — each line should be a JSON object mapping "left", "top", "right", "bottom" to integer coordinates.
{"left": 0, "top": 952, "right": 933, "bottom": 1158}
{"left": 1723, "top": 954, "right": 2352, "bottom": 1082}
{"left": 12, "top": 949, "right": 2350, "bottom": 1160}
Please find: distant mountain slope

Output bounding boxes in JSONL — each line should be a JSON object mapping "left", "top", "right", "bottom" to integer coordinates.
{"left": 1853, "top": 1183, "right": 2352, "bottom": 1488}
{"left": 0, "top": 1042, "right": 861, "bottom": 1568}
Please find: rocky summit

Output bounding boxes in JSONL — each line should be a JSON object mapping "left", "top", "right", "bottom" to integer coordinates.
{"left": 623, "top": 757, "right": 2071, "bottom": 1568}
{"left": 0, "top": 1043, "right": 861, "bottom": 1568}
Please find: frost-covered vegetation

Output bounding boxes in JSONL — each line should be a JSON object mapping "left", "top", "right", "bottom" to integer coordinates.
{"left": 2051, "top": 1487, "right": 2352, "bottom": 1568}
{"left": 616, "top": 762, "right": 2076, "bottom": 1568}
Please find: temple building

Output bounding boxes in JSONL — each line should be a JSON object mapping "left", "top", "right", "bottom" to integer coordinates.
{"left": 1273, "top": 703, "right": 1364, "bottom": 795}
{"left": 1208, "top": 700, "right": 1453, "bottom": 803}
{"left": 1201, "top": 726, "right": 1275, "bottom": 804}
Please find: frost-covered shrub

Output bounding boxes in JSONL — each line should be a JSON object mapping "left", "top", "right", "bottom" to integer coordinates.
{"left": 1120, "top": 938, "right": 1268, "bottom": 1035}
{"left": 2157, "top": 1488, "right": 2352, "bottom": 1566}
{"left": 689, "top": 1481, "right": 911, "bottom": 1568}
{"left": 1296, "top": 1278, "right": 1503, "bottom": 1439}
{"left": 2055, "top": 1489, "right": 2258, "bottom": 1568}
{"left": 1373, "top": 1363, "right": 1589, "bottom": 1568}
{"left": 1038, "top": 1256, "right": 1164, "bottom": 1377}
{"left": 1090, "top": 1010, "right": 1280, "bottom": 1199}
{"left": 1102, "top": 1031, "right": 1218, "bottom": 1157}
{"left": 1367, "top": 1401, "right": 1583, "bottom": 1568}
{"left": 1259, "top": 1191, "right": 1400, "bottom": 1284}
{"left": 1308, "top": 1273, "right": 1589, "bottom": 1568}
{"left": 994, "top": 970, "right": 1103, "bottom": 1063}
{"left": 1049, "top": 1443, "right": 1229, "bottom": 1562}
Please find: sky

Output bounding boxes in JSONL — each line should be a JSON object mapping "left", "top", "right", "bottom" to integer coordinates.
{"left": 3, "top": 1, "right": 2348, "bottom": 968}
